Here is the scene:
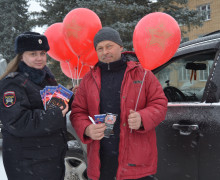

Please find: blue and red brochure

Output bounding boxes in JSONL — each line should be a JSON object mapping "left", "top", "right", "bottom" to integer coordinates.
{"left": 40, "top": 84, "right": 73, "bottom": 110}
{"left": 40, "top": 89, "right": 46, "bottom": 109}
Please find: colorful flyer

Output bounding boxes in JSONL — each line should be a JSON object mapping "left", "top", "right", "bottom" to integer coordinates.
{"left": 94, "top": 114, "right": 106, "bottom": 124}
{"left": 46, "top": 84, "right": 73, "bottom": 110}
{"left": 104, "top": 113, "right": 117, "bottom": 138}
{"left": 45, "top": 86, "right": 57, "bottom": 109}
{"left": 40, "top": 84, "right": 73, "bottom": 110}
{"left": 40, "top": 89, "right": 46, "bottom": 110}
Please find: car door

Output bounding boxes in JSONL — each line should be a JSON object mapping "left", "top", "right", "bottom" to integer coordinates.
{"left": 197, "top": 49, "right": 220, "bottom": 180}
{"left": 154, "top": 48, "right": 220, "bottom": 180}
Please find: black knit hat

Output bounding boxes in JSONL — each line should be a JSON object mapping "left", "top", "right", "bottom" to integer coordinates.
{"left": 14, "top": 32, "right": 50, "bottom": 54}
{"left": 94, "top": 27, "right": 123, "bottom": 48}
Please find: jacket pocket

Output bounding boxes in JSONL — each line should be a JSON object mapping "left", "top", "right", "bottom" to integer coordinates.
{"left": 127, "top": 132, "right": 152, "bottom": 166}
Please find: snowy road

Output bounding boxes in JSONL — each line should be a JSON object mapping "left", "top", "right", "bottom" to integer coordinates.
{"left": 0, "top": 141, "right": 7, "bottom": 180}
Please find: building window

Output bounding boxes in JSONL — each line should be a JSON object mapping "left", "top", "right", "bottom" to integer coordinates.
{"left": 199, "top": 61, "right": 212, "bottom": 81}
{"left": 197, "top": 4, "right": 211, "bottom": 21}
{"left": 199, "top": 69, "right": 208, "bottom": 81}
{"left": 179, "top": 67, "right": 190, "bottom": 81}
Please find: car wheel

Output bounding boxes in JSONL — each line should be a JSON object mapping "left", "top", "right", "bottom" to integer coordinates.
{"left": 64, "top": 150, "right": 87, "bottom": 180}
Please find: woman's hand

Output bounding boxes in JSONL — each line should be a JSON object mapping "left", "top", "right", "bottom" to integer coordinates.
{"left": 61, "top": 101, "right": 69, "bottom": 117}
{"left": 72, "top": 85, "right": 79, "bottom": 95}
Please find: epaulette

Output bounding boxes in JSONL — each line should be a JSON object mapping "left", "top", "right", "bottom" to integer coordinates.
{"left": 4, "top": 72, "right": 19, "bottom": 79}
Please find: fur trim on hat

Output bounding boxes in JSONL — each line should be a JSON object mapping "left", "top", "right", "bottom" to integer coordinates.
{"left": 15, "top": 32, "right": 50, "bottom": 54}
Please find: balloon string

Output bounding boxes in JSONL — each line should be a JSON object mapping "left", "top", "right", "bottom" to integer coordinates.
{"left": 74, "top": 67, "right": 77, "bottom": 83}
{"left": 135, "top": 70, "right": 147, "bottom": 111}
{"left": 78, "top": 63, "right": 84, "bottom": 81}
{"left": 130, "top": 70, "right": 147, "bottom": 133}
{"left": 77, "top": 56, "right": 80, "bottom": 85}
{"left": 66, "top": 60, "right": 75, "bottom": 87}
{"left": 130, "top": 70, "right": 147, "bottom": 134}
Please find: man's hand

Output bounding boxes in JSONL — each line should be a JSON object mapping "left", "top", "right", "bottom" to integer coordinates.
{"left": 128, "top": 109, "right": 142, "bottom": 130}
{"left": 85, "top": 123, "right": 106, "bottom": 140}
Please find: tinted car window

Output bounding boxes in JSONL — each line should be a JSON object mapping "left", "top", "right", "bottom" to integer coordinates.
{"left": 155, "top": 51, "right": 215, "bottom": 102}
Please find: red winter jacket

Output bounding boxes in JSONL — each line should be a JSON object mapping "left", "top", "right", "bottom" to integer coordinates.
{"left": 70, "top": 55, "right": 168, "bottom": 180}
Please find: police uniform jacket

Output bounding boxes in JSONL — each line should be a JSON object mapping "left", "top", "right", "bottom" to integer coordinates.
{"left": 0, "top": 62, "right": 67, "bottom": 180}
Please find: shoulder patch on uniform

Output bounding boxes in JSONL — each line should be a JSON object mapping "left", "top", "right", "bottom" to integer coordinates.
{"left": 3, "top": 91, "right": 16, "bottom": 107}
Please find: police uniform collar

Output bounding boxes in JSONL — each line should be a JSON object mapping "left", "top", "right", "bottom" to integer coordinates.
{"left": 18, "top": 61, "right": 54, "bottom": 85}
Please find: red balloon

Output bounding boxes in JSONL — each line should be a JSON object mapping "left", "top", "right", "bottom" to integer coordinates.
{"left": 133, "top": 12, "right": 181, "bottom": 70}
{"left": 80, "top": 46, "right": 98, "bottom": 66}
{"left": 44, "top": 23, "right": 75, "bottom": 62}
{"left": 60, "top": 60, "right": 90, "bottom": 79}
{"left": 63, "top": 8, "right": 102, "bottom": 56}
{"left": 69, "top": 53, "right": 79, "bottom": 67}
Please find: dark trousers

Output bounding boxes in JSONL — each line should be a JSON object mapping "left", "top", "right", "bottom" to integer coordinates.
{"left": 88, "top": 176, "right": 155, "bottom": 180}
{"left": 93, "top": 153, "right": 155, "bottom": 180}
{"left": 125, "top": 176, "right": 155, "bottom": 180}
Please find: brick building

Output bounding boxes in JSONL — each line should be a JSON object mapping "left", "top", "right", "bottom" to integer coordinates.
{"left": 182, "top": 0, "right": 220, "bottom": 41}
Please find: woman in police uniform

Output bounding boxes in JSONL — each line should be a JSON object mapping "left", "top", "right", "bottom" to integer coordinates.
{"left": 0, "top": 32, "right": 68, "bottom": 180}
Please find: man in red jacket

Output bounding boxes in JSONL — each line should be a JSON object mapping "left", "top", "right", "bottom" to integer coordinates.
{"left": 70, "top": 27, "right": 168, "bottom": 180}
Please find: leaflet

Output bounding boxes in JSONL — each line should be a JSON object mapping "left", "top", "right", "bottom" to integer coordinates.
{"left": 40, "top": 84, "right": 73, "bottom": 110}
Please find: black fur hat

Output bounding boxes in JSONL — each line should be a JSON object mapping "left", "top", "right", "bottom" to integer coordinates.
{"left": 14, "top": 32, "right": 50, "bottom": 54}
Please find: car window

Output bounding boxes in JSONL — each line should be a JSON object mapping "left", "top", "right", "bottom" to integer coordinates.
{"left": 155, "top": 51, "right": 216, "bottom": 102}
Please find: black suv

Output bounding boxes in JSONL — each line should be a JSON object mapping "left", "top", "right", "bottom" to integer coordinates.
{"left": 154, "top": 31, "right": 220, "bottom": 180}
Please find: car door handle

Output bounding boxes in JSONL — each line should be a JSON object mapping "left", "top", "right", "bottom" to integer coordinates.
{"left": 172, "top": 124, "right": 199, "bottom": 136}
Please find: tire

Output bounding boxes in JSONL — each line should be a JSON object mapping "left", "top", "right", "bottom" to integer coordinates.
{"left": 64, "top": 150, "right": 87, "bottom": 180}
